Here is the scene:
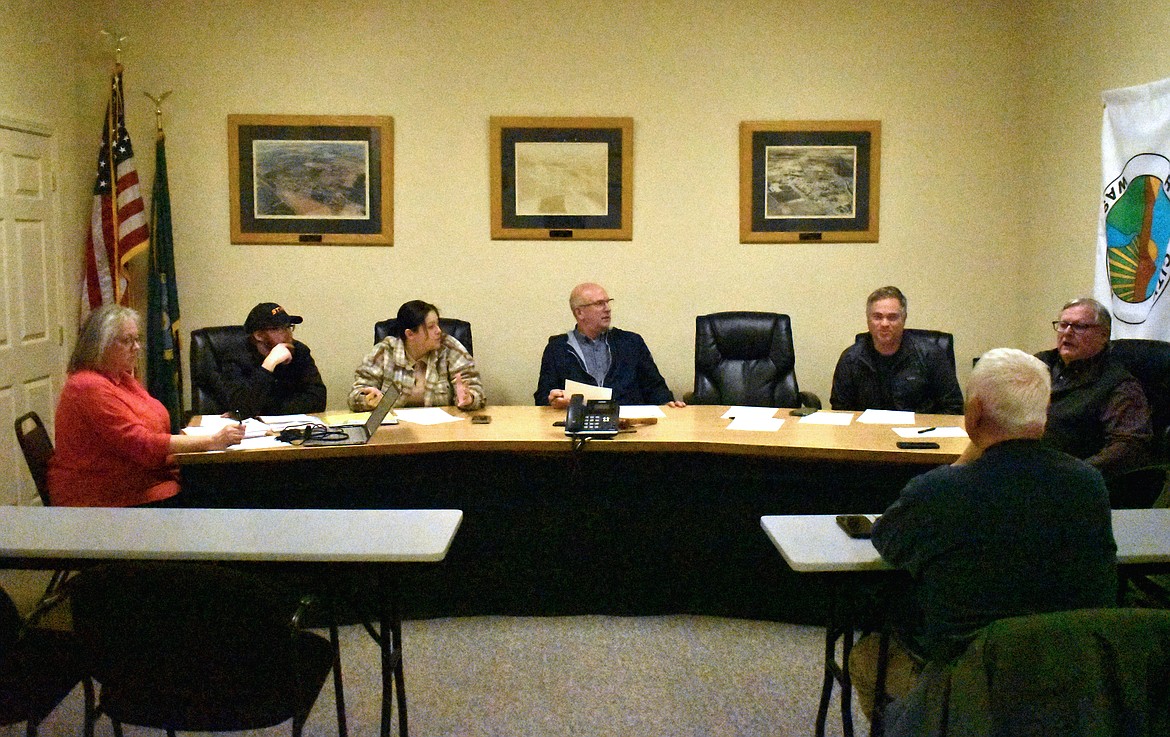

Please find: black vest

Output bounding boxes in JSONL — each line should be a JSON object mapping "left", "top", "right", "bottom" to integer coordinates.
{"left": 1038, "top": 348, "right": 1134, "bottom": 461}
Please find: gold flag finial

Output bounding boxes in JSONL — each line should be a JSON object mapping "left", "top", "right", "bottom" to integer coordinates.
{"left": 99, "top": 29, "right": 128, "bottom": 68}
{"left": 144, "top": 90, "right": 173, "bottom": 135}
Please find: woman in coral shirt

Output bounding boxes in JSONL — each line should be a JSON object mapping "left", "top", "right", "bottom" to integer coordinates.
{"left": 47, "top": 305, "right": 244, "bottom": 507}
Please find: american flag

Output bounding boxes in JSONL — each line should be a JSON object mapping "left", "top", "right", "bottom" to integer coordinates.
{"left": 83, "top": 66, "right": 148, "bottom": 316}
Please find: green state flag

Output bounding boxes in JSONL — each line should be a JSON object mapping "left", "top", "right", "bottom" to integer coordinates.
{"left": 146, "top": 132, "right": 184, "bottom": 431}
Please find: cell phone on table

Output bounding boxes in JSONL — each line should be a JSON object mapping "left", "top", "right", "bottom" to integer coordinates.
{"left": 471, "top": 414, "right": 492, "bottom": 424}
{"left": 836, "top": 514, "right": 875, "bottom": 539}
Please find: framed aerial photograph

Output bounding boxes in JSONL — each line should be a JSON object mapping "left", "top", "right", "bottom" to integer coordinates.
{"left": 739, "top": 120, "right": 880, "bottom": 243}
{"left": 228, "top": 114, "right": 393, "bottom": 246}
{"left": 490, "top": 116, "right": 633, "bottom": 240}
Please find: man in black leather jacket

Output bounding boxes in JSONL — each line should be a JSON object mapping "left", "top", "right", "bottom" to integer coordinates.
{"left": 830, "top": 286, "right": 964, "bottom": 414}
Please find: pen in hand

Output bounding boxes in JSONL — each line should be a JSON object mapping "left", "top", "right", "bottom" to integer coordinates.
{"left": 918, "top": 426, "right": 936, "bottom": 434}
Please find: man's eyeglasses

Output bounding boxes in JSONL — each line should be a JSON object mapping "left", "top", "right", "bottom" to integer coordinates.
{"left": 1052, "top": 320, "right": 1102, "bottom": 334}
{"left": 262, "top": 324, "right": 295, "bottom": 334}
{"left": 577, "top": 298, "right": 614, "bottom": 310}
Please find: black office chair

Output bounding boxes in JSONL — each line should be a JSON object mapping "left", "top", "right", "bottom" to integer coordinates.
{"left": 68, "top": 561, "right": 342, "bottom": 737}
{"left": 373, "top": 317, "right": 473, "bottom": 355}
{"left": 692, "top": 311, "right": 820, "bottom": 408}
{"left": 1104, "top": 339, "right": 1170, "bottom": 509}
{"left": 1111, "top": 338, "right": 1170, "bottom": 458}
{"left": 884, "top": 607, "right": 1170, "bottom": 737}
{"left": 189, "top": 325, "right": 250, "bottom": 416}
{"left": 0, "top": 580, "right": 92, "bottom": 736}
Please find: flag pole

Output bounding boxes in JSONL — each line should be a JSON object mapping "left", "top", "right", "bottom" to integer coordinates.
{"left": 101, "top": 30, "right": 126, "bottom": 303}
{"left": 144, "top": 91, "right": 186, "bottom": 429}
{"left": 106, "top": 69, "right": 124, "bottom": 304}
{"left": 82, "top": 31, "right": 148, "bottom": 320}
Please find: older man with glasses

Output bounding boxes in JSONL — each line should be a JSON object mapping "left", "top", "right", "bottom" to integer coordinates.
{"left": 535, "top": 282, "right": 684, "bottom": 408}
{"left": 1035, "top": 297, "right": 1152, "bottom": 477}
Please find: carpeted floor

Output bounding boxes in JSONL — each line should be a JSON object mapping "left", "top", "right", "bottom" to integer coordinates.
{"left": 8, "top": 613, "right": 867, "bottom": 737}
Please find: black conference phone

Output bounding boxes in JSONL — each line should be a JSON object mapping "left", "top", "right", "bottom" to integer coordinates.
{"left": 564, "top": 394, "right": 620, "bottom": 437}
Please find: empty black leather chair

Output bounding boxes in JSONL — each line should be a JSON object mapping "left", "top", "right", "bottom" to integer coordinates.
{"left": 189, "top": 325, "right": 250, "bottom": 416}
{"left": 373, "top": 317, "right": 473, "bottom": 355}
{"left": 693, "top": 311, "right": 819, "bottom": 408}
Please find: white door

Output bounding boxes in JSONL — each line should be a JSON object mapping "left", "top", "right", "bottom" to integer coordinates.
{"left": 0, "top": 121, "right": 64, "bottom": 506}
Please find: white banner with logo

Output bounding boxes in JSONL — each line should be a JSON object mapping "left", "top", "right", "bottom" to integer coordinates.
{"left": 1096, "top": 76, "right": 1170, "bottom": 338}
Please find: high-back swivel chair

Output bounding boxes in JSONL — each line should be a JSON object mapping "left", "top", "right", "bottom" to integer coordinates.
{"left": 373, "top": 317, "right": 473, "bottom": 355}
{"left": 1104, "top": 338, "right": 1170, "bottom": 509}
{"left": 692, "top": 311, "right": 819, "bottom": 408}
{"left": 189, "top": 325, "right": 251, "bottom": 416}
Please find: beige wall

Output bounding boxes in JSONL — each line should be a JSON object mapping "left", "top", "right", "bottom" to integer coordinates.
{"left": 0, "top": 0, "right": 94, "bottom": 346}
{"left": 1020, "top": 1, "right": 1170, "bottom": 349}
{"left": 5, "top": 0, "right": 1170, "bottom": 411}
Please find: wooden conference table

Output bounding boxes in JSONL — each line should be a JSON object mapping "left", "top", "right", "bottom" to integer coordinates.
{"left": 177, "top": 405, "right": 967, "bottom": 622}
{"left": 761, "top": 510, "right": 1170, "bottom": 737}
{"left": 0, "top": 506, "right": 463, "bottom": 737}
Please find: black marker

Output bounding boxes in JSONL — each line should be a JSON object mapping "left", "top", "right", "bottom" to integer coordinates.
{"left": 917, "top": 426, "right": 936, "bottom": 434}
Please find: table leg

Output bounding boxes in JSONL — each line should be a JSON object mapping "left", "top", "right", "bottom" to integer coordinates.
{"left": 816, "top": 582, "right": 856, "bottom": 737}
{"left": 377, "top": 567, "right": 408, "bottom": 737}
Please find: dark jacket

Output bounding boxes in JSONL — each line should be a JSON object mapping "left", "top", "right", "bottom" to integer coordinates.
{"left": 830, "top": 332, "right": 964, "bottom": 414}
{"left": 873, "top": 438, "right": 1117, "bottom": 663}
{"left": 208, "top": 338, "right": 327, "bottom": 418}
{"left": 534, "top": 327, "right": 675, "bottom": 406}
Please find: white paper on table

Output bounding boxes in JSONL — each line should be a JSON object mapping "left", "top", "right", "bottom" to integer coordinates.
{"left": 257, "top": 414, "right": 320, "bottom": 429}
{"left": 185, "top": 416, "right": 270, "bottom": 439}
{"left": 893, "top": 426, "right": 969, "bottom": 438}
{"left": 721, "top": 406, "right": 779, "bottom": 420}
{"left": 564, "top": 380, "right": 612, "bottom": 401}
{"left": 726, "top": 415, "right": 784, "bottom": 432}
{"left": 798, "top": 412, "right": 854, "bottom": 426}
{"left": 857, "top": 409, "right": 916, "bottom": 425}
{"left": 227, "top": 435, "right": 286, "bottom": 450}
{"left": 392, "top": 407, "right": 462, "bottom": 425}
{"left": 619, "top": 405, "right": 666, "bottom": 419}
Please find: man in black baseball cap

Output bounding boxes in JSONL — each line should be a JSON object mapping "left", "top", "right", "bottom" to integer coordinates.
{"left": 207, "top": 302, "right": 326, "bottom": 417}
{"left": 244, "top": 302, "right": 304, "bottom": 334}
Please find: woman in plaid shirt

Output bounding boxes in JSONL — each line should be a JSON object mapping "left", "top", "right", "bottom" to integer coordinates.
{"left": 348, "top": 300, "right": 485, "bottom": 412}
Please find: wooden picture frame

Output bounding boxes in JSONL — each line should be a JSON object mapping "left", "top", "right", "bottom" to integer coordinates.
{"left": 490, "top": 116, "right": 633, "bottom": 240}
{"left": 228, "top": 114, "right": 393, "bottom": 246}
{"left": 739, "top": 120, "right": 880, "bottom": 243}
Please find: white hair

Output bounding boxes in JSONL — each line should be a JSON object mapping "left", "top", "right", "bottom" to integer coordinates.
{"left": 967, "top": 348, "right": 1050, "bottom": 436}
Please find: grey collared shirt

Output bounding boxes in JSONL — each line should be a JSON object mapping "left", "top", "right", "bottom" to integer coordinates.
{"left": 567, "top": 329, "right": 611, "bottom": 386}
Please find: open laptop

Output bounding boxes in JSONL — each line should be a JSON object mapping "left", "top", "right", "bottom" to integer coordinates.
{"left": 302, "top": 386, "right": 399, "bottom": 446}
